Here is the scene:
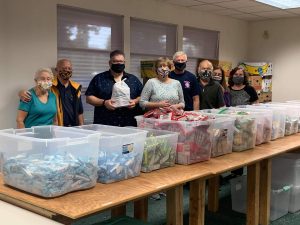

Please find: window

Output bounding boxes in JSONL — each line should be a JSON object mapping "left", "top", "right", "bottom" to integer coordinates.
{"left": 183, "top": 26, "right": 219, "bottom": 74}
{"left": 57, "top": 6, "right": 123, "bottom": 123}
{"left": 130, "top": 19, "right": 177, "bottom": 80}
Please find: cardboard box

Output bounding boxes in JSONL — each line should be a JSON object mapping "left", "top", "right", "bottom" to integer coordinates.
{"left": 249, "top": 75, "right": 262, "bottom": 91}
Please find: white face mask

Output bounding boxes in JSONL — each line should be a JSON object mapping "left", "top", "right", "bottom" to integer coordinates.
{"left": 212, "top": 75, "right": 222, "bottom": 81}
{"left": 38, "top": 81, "right": 52, "bottom": 90}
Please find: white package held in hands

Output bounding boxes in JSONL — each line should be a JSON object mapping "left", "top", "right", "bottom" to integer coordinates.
{"left": 111, "top": 79, "right": 131, "bottom": 108}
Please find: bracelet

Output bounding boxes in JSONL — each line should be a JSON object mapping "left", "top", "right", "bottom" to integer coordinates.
{"left": 103, "top": 99, "right": 106, "bottom": 106}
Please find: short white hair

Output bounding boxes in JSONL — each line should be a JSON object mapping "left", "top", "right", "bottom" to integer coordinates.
{"left": 173, "top": 51, "right": 187, "bottom": 61}
{"left": 199, "top": 60, "right": 213, "bottom": 70}
{"left": 34, "top": 68, "right": 54, "bottom": 80}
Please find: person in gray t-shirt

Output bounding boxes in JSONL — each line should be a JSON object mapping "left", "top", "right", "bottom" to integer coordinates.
{"left": 139, "top": 57, "right": 185, "bottom": 110}
{"left": 228, "top": 67, "right": 258, "bottom": 106}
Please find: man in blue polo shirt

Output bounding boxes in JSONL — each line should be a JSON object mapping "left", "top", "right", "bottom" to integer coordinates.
{"left": 169, "top": 51, "right": 200, "bottom": 111}
{"left": 85, "top": 50, "right": 143, "bottom": 127}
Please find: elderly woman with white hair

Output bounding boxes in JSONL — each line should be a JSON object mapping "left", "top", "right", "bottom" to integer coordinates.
{"left": 16, "top": 68, "right": 57, "bottom": 128}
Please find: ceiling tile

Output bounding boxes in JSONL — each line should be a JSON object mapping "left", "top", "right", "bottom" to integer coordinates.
{"left": 190, "top": 4, "right": 225, "bottom": 11}
{"left": 253, "top": 10, "right": 297, "bottom": 18}
{"left": 231, "top": 13, "right": 267, "bottom": 20}
{"left": 286, "top": 8, "right": 300, "bottom": 14}
{"left": 214, "top": 8, "right": 243, "bottom": 15}
{"left": 165, "top": 0, "right": 204, "bottom": 7}
{"left": 215, "top": 0, "right": 259, "bottom": 8}
{"left": 237, "top": 5, "right": 279, "bottom": 13}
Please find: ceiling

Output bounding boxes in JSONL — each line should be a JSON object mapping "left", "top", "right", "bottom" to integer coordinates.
{"left": 158, "top": 0, "right": 300, "bottom": 21}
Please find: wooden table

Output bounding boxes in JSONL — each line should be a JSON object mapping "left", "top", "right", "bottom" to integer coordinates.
{"left": 205, "top": 134, "right": 300, "bottom": 225}
{"left": 1, "top": 134, "right": 300, "bottom": 225}
{"left": 0, "top": 163, "right": 211, "bottom": 225}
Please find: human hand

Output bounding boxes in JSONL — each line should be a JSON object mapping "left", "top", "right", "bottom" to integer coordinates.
{"left": 158, "top": 100, "right": 171, "bottom": 108}
{"left": 20, "top": 90, "right": 32, "bottom": 102}
{"left": 127, "top": 100, "right": 136, "bottom": 109}
{"left": 104, "top": 99, "right": 116, "bottom": 111}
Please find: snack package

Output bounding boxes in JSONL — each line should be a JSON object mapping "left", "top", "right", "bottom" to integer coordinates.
{"left": 111, "top": 79, "right": 130, "bottom": 108}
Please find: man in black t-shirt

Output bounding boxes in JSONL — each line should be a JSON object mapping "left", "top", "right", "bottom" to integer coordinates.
{"left": 169, "top": 51, "right": 200, "bottom": 111}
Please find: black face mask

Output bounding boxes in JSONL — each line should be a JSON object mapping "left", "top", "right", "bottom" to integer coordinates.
{"left": 174, "top": 62, "right": 186, "bottom": 71}
{"left": 111, "top": 63, "right": 125, "bottom": 73}
{"left": 232, "top": 76, "right": 244, "bottom": 85}
{"left": 198, "top": 70, "right": 212, "bottom": 82}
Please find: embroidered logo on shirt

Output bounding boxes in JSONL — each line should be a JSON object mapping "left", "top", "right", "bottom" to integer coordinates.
{"left": 184, "top": 81, "right": 190, "bottom": 89}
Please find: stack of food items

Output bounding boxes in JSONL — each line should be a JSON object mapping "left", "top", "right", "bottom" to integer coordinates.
{"left": 76, "top": 125, "right": 147, "bottom": 183}
{"left": 139, "top": 128, "right": 178, "bottom": 172}
{"left": 201, "top": 108, "right": 257, "bottom": 152}
{"left": 136, "top": 108, "right": 213, "bottom": 164}
{"left": 241, "top": 105, "right": 286, "bottom": 140}
{"left": 0, "top": 126, "right": 100, "bottom": 197}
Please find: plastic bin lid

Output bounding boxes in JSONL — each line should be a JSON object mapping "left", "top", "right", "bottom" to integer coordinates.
{"left": 271, "top": 185, "right": 292, "bottom": 193}
{"left": 126, "top": 126, "right": 179, "bottom": 135}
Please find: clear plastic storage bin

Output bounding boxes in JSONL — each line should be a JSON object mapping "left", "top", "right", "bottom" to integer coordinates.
{"left": 77, "top": 124, "right": 147, "bottom": 183}
{"left": 135, "top": 115, "right": 213, "bottom": 165}
{"left": 200, "top": 113, "right": 235, "bottom": 157}
{"left": 289, "top": 186, "right": 300, "bottom": 213}
{"left": 133, "top": 128, "right": 178, "bottom": 172}
{"left": 230, "top": 174, "right": 291, "bottom": 220}
{"left": 268, "top": 102, "right": 300, "bottom": 132}
{"left": 0, "top": 126, "right": 101, "bottom": 197}
{"left": 265, "top": 103, "right": 299, "bottom": 135}
{"left": 242, "top": 105, "right": 286, "bottom": 140}
{"left": 232, "top": 107, "right": 272, "bottom": 145}
{"left": 272, "top": 153, "right": 300, "bottom": 187}
{"left": 230, "top": 175, "right": 247, "bottom": 214}
{"left": 201, "top": 108, "right": 257, "bottom": 152}
{"left": 270, "top": 185, "right": 291, "bottom": 221}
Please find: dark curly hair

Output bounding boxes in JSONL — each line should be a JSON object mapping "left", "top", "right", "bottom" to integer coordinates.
{"left": 228, "top": 67, "right": 249, "bottom": 87}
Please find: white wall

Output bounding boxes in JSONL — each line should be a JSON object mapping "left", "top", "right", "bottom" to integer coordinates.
{"left": 248, "top": 18, "right": 300, "bottom": 101}
{"left": 0, "top": 0, "right": 248, "bottom": 128}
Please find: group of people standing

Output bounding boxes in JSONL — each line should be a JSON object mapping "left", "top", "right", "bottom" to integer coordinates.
{"left": 16, "top": 50, "right": 258, "bottom": 128}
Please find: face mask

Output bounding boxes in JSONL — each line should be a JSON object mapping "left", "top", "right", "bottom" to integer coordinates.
{"left": 59, "top": 70, "right": 72, "bottom": 80}
{"left": 111, "top": 63, "right": 125, "bottom": 73}
{"left": 157, "top": 67, "right": 170, "bottom": 78}
{"left": 174, "top": 62, "right": 186, "bottom": 71}
{"left": 212, "top": 75, "right": 222, "bottom": 82}
{"left": 232, "top": 76, "right": 244, "bottom": 85}
{"left": 38, "top": 81, "right": 52, "bottom": 90}
{"left": 198, "top": 70, "right": 212, "bottom": 82}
